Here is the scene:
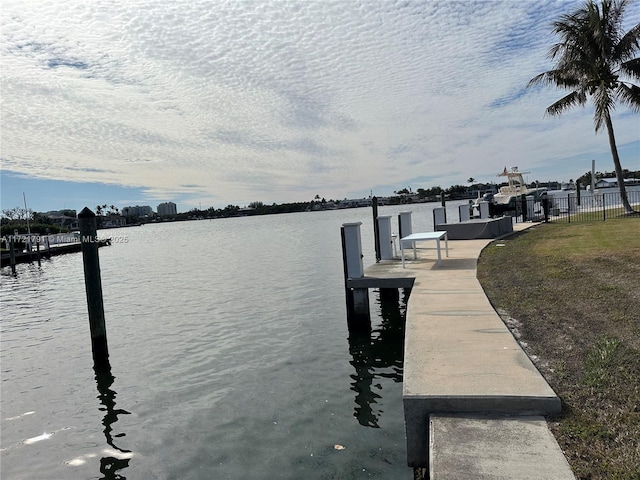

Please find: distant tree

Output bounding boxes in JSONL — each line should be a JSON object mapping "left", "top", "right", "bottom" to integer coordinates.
{"left": 467, "top": 177, "right": 476, "bottom": 184}
{"left": 528, "top": 0, "right": 640, "bottom": 214}
{"left": 95, "top": 205, "right": 103, "bottom": 215}
{"left": 1, "top": 207, "right": 30, "bottom": 221}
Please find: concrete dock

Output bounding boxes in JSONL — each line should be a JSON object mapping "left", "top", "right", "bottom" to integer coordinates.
{"left": 355, "top": 223, "right": 575, "bottom": 479}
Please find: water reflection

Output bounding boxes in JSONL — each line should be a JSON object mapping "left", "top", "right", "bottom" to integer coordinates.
{"left": 94, "top": 367, "right": 132, "bottom": 480}
{"left": 348, "top": 288, "right": 408, "bottom": 428}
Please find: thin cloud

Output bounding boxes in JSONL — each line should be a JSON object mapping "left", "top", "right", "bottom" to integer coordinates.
{"left": 1, "top": 0, "right": 638, "bottom": 208}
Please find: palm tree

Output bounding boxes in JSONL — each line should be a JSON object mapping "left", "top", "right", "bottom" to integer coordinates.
{"left": 528, "top": 0, "right": 640, "bottom": 214}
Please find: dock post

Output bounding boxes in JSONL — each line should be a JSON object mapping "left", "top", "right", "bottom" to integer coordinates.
{"left": 341, "top": 222, "right": 370, "bottom": 331}
{"left": 440, "top": 192, "right": 446, "bottom": 207}
{"left": 432, "top": 207, "right": 446, "bottom": 230}
{"left": 479, "top": 201, "right": 490, "bottom": 219}
{"left": 78, "top": 207, "right": 110, "bottom": 371}
{"left": 521, "top": 194, "right": 528, "bottom": 222}
{"left": 9, "top": 236, "right": 16, "bottom": 275}
{"left": 36, "top": 238, "right": 41, "bottom": 265}
{"left": 377, "top": 216, "right": 394, "bottom": 260}
{"left": 458, "top": 204, "right": 470, "bottom": 222}
{"left": 398, "top": 211, "right": 412, "bottom": 241}
{"left": 372, "top": 197, "right": 380, "bottom": 262}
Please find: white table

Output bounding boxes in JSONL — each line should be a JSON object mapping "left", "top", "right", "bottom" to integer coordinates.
{"left": 400, "top": 231, "right": 449, "bottom": 268}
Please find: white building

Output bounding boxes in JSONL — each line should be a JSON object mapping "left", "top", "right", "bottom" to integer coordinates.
{"left": 157, "top": 202, "right": 177, "bottom": 216}
{"left": 121, "top": 205, "right": 154, "bottom": 217}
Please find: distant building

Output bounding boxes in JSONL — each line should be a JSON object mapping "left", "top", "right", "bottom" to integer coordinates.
{"left": 121, "top": 205, "right": 153, "bottom": 217}
{"left": 594, "top": 177, "right": 640, "bottom": 189}
{"left": 157, "top": 202, "right": 177, "bottom": 216}
{"left": 99, "top": 214, "right": 126, "bottom": 228}
{"left": 45, "top": 210, "right": 78, "bottom": 229}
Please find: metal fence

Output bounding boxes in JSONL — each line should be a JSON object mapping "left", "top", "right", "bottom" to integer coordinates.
{"left": 511, "top": 189, "right": 640, "bottom": 223}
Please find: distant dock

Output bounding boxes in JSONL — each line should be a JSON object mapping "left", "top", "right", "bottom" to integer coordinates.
{"left": 1, "top": 237, "right": 111, "bottom": 268}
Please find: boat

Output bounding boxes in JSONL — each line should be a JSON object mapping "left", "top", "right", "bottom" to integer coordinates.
{"left": 474, "top": 167, "right": 548, "bottom": 216}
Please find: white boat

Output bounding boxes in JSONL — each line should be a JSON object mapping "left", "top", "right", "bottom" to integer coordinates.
{"left": 492, "top": 167, "right": 547, "bottom": 213}
{"left": 474, "top": 167, "right": 548, "bottom": 216}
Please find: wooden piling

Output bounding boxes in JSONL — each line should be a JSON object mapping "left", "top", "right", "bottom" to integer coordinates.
{"left": 9, "top": 237, "right": 16, "bottom": 275}
{"left": 78, "top": 207, "right": 110, "bottom": 371}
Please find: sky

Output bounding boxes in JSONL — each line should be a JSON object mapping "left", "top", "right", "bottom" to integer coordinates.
{"left": 1, "top": 0, "right": 639, "bottom": 214}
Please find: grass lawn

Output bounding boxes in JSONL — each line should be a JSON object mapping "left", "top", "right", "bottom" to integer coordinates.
{"left": 477, "top": 217, "right": 640, "bottom": 480}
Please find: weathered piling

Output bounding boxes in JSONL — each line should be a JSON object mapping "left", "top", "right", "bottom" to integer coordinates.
{"left": 78, "top": 207, "right": 110, "bottom": 371}
{"left": 341, "top": 222, "right": 370, "bottom": 332}
{"left": 9, "top": 236, "right": 16, "bottom": 275}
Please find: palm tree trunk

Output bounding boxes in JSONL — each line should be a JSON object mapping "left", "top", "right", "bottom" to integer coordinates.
{"left": 604, "top": 114, "right": 635, "bottom": 214}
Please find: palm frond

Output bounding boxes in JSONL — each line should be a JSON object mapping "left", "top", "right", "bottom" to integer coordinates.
{"left": 593, "top": 83, "right": 616, "bottom": 131}
{"left": 616, "top": 23, "right": 640, "bottom": 61}
{"left": 532, "top": 0, "right": 639, "bottom": 129}
{"left": 545, "top": 90, "right": 587, "bottom": 116}
{"left": 528, "top": 69, "right": 581, "bottom": 89}
{"left": 620, "top": 58, "right": 640, "bottom": 81}
{"left": 616, "top": 82, "right": 640, "bottom": 112}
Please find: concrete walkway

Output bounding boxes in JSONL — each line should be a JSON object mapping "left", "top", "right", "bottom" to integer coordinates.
{"left": 362, "top": 223, "right": 575, "bottom": 478}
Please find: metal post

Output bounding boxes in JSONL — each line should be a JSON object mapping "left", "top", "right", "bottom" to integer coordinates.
{"left": 521, "top": 195, "right": 528, "bottom": 222}
{"left": 542, "top": 196, "right": 550, "bottom": 223}
{"left": 78, "top": 207, "right": 110, "bottom": 371}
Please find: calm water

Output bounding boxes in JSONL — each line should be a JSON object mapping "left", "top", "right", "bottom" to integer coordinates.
{"left": 1, "top": 202, "right": 466, "bottom": 479}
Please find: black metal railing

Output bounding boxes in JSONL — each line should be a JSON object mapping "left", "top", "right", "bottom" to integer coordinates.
{"left": 509, "top": 190, "right": 640, "bottom": 223}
